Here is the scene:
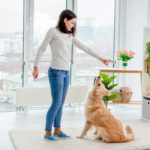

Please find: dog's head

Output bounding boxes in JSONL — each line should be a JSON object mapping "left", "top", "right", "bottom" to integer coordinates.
{"left": 92, "top": 76, "right": 111, "bottom": 98}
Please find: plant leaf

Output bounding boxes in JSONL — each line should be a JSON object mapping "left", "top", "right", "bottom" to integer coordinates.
{"left": 110, "top": 76, "right": 116, "bottom": 81}
{"left": 108, "top": 84, "right": 118, "bottom": 90}
{"left": 100, "top": 72, "right": 109, "bottom": 87}
{"left": 107, "top": 94, "right": 117, "bottom": 100}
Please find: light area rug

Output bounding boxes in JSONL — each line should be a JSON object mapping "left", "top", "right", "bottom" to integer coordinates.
{"left": 9, "top": 120, "right": 150, "bottom": 150}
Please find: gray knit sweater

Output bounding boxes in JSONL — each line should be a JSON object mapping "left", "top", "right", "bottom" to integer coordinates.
{"left": 34, "top": 27, "right": 101, "bottom": 70}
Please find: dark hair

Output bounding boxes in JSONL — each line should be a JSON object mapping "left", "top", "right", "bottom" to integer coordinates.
{"left": 56, "top": 9, "right": 77, "bottom": 36}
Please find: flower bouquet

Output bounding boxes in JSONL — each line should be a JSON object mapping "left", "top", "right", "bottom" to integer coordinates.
{"left": 117, "top": 50, "right": 135, "bottom": 68}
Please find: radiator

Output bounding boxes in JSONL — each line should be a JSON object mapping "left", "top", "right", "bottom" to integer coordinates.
{"left": 14, "top": 85, "right": 89, "bottom": 110}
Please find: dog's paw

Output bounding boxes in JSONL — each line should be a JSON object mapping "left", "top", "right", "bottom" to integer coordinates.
{"left": 76, "top": 136, "right": 83, "bottom": 139}
{"left": 94, "top": 131, "right": 98, "bottom": 135}
{"left": 95, "top": 136, "right": 102, "bottom": 140}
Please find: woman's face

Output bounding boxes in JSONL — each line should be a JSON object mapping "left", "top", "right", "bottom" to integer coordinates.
{"left": 64, "top": 18, "right": 76, "bottom": 31}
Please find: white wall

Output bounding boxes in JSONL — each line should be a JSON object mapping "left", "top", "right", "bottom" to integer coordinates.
{"left": 126, "top": 0, "right": 148, "bottom": 68}
{"left": 118, "top": 0, "right": 149, "bottom": 100}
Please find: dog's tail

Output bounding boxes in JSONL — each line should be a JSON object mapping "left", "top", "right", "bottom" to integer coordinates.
{"left": 123, "top": 125, "right": 134, "bottom": 142}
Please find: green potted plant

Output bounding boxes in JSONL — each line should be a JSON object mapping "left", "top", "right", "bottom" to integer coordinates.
{"left": 100, "top": 72, "right": 118, "bottom": 106}
{"left": 145, "top": 41, "right": 150, "bottom": 76}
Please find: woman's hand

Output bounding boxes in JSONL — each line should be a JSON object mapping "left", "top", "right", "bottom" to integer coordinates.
{"left": 32, "top": 66, "right": 39, "bottom": 80}
{"left": 99, "top": 58, "right": 115, "bottom": 66}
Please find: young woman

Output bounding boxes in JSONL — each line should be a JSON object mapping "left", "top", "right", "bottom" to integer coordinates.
{"left": 32, "top": 9, "right": 113, "bottom": 141}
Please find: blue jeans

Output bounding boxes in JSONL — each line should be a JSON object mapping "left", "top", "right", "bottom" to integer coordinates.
{"left": 45, "top": 67, "right": 69, "bottom": 131}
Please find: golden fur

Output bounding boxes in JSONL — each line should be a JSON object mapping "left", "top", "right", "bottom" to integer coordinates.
{"left": 78, "top": 76, "right": 134, "bottom": 143}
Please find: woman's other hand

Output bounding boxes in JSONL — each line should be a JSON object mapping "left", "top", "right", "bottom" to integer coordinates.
{"left": 32, "top": 66, "right": 39, "bottom": 80}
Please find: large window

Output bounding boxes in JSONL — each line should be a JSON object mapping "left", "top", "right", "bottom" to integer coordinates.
{"left": 0, "top": 0, "right": 115, "bottom": 106}
{"left": 73, "top": 0, "right": 115, "bottom": 84}
{"left": 28, "top": 0, "right": 66, "bottom": 87}
{"left": 0, "top": 0, "right": 23, "bottom": 104}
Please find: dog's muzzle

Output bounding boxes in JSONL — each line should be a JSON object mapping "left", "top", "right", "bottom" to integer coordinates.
{"left": 93, "top": 76, "right": 101, "bottom": 85}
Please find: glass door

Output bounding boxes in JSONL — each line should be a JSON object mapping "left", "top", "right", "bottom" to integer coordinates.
{"left": 0, "top": 0, "right": 23, "bottom": 109}
{"left": 73, "top": 0, "right": 115, "bottom": 84}
{"left": 27, "top": 0, "right": 66, "bottom": 87}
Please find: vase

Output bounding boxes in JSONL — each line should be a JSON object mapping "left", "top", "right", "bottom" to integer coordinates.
{"left": 122, "top": 61, "right": 128, "bottom": 68}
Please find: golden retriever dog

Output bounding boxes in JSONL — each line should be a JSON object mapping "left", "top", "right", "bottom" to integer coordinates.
{"left": 78, "top": 76, "right": 134, "bottom": 143}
